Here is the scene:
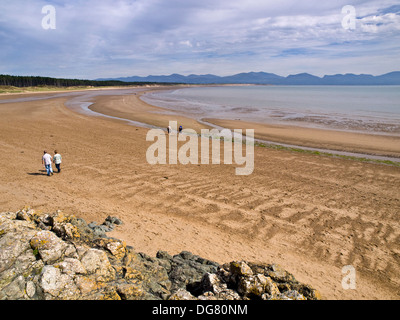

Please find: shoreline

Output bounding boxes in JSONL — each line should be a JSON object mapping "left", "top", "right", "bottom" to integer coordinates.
{"left": 202, "top": 118, "right": 400, "bottom": 161}
{"left": 88, "top": 88, "right": 400, "bottom": 161}
{"left": 0, "top": 88, "right": 399, "bottom": 300}
{"left": 2, "top": 86, "right": 400, "bottom": 161}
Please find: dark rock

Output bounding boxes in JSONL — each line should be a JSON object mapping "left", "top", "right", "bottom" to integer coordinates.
{"left": 105, "top": 216, "right": 123, "bottom": 225}
{"left": 88, "top": 222, "right": 98, "bottom": 229}
{"left": 156, "top": 250, "right": 173, "bottom": 261}
{"left": 87, "top": 216, "right": 123, "bottom": 237}
{"left": 0, "top": 208, "right": 322, "bottom": 300}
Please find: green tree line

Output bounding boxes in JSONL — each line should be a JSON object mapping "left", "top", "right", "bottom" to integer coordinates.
{"left": 0, "top": 74, "right": 172, "bottom": 87}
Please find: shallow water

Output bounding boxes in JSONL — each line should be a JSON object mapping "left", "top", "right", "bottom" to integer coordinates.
{"left": 142, "top": 85, "right": 400, "bottom": 135}
{"left": 1, "top": 87, "right": 399, "bottom": 162}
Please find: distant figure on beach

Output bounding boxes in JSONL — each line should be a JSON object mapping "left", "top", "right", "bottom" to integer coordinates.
{"left": 42, "top": 150, "right": 53, "bottom": 176}
{"left": 53, "top": 150, "right": 62, "bottom": 173}
{"left": 167, "top": 125, "right": 171, "bottom": 134}
{"left": 179, "top": 125, "right": 183, "bottom": 134}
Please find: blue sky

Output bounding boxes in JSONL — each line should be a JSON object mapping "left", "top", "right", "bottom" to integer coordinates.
{"left": 1, "top": 0, "right": 399, "bottom": 79}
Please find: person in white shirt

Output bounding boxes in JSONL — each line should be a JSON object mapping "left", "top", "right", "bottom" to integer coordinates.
{"left": 42, "top": 151, "right": 53, "bottom": 176}
{"left": 53, "top": 150, "right": 62, "bottom": 173}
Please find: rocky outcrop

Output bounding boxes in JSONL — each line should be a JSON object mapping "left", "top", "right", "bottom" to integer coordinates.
{"left": 0, "top": 208, "right": 321, "bottom": 300}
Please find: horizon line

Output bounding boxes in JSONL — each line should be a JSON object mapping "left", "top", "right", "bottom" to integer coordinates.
{"left": 97, "top": 70, "right": 400, "bottom": 80}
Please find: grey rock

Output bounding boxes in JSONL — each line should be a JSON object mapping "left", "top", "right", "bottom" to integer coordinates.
{"left": 105, "top": 216, "right": 123, "bottom": 225}
{"left": 0, "top": 209, "right": 322, "bottom": 301}
{"left": 30, "top": 230, "right": 68, "bottom": 264}
{"left": 40, "top": 265, "right": 79, "bottom": 299}
{"left": 25, "top": 280, "right": 36, "bottom": 298}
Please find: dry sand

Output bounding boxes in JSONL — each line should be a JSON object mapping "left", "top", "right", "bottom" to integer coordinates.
{"left": 0, "top": 88, "right": 399, "bottom": 300}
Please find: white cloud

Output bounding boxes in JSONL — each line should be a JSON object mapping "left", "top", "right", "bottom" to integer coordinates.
{"left": 0, "top": 0, "right": 399, "bottom": 78}
{"left": 359, "top": 12, "right": 400, "bottom": 33}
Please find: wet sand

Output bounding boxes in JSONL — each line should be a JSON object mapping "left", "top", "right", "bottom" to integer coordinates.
{"left": 205, "top": 119, "right": 400, "bottom": 159}
{"left": 89, "top": 91, "right": 400, "bottom": 159}
{"left": 0, "top": 88, "right": 399, "bottom": 300}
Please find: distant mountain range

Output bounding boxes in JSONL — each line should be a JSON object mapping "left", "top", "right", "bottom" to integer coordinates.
{"left": 97, "top": 71, "right": 400, "bottom": 85}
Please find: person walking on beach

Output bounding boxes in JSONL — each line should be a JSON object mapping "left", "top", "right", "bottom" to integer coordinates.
{"left": 179, "top": 125, "right": 183, "bottom": 134}
{"left": 42, "top": 150, "right": 53, "bottom": 176}
{"left": 53, "top": 150, "right": 62, "bottom": 173}
{"left": 167, "top": 125, "right": 171, "bottom": 134}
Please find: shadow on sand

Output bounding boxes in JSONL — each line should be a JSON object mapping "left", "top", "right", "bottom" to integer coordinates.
{"left": 27, "top": 170, "right": 49, "bottom": 176}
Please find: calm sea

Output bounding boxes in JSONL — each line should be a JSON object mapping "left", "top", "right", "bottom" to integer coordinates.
{"left": 142, "top": 86, "right": 400, "bottom": 135}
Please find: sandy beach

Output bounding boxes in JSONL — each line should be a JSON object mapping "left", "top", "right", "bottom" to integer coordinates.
{"left": 0, "top": 87, "right": 399, "bottom": 300}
